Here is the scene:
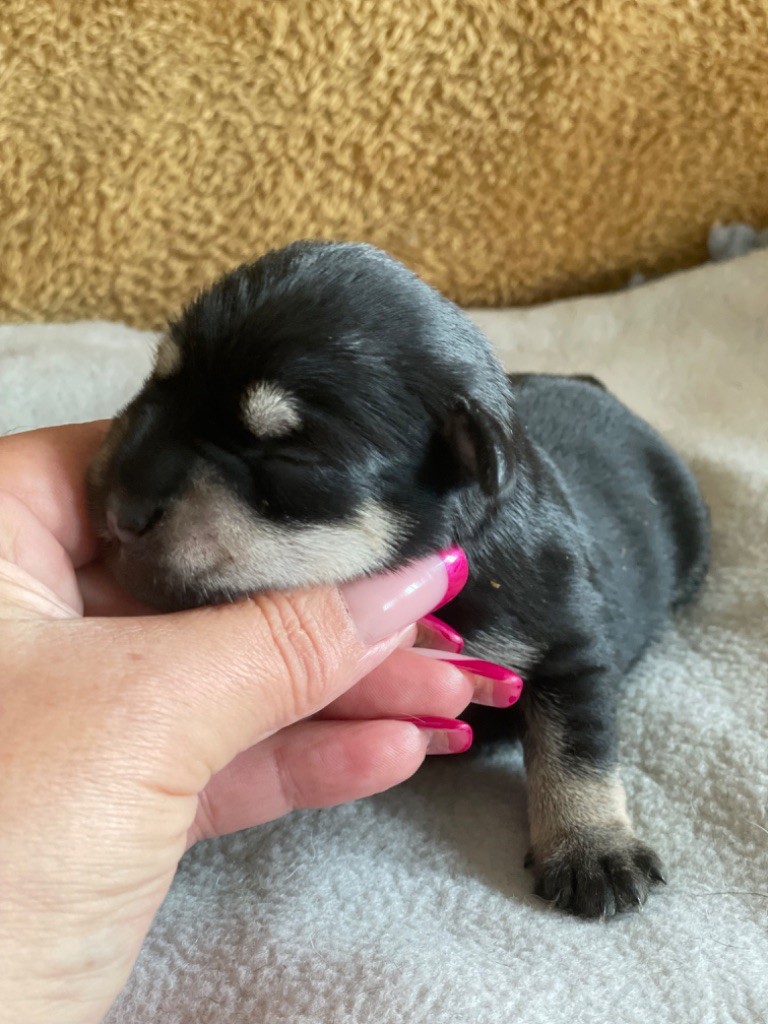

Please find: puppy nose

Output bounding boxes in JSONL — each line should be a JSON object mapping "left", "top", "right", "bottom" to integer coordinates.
{"left": 106, "top": 499, "right": 165, "bottom": 543}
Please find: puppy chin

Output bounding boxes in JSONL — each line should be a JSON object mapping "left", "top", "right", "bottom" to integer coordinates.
{"left": 101, "top": 544, "right": 211, "bottom": 611}
{"left": 102, "top": 525, "right": 289, "bottom": 612}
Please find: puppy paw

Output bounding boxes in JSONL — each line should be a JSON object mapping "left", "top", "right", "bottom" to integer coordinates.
{"left": 531, "top": 827, "right": 666, "bottom": 919}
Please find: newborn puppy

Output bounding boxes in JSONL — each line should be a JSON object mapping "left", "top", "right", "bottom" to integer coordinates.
{"left": 88, "top": 241, "right": 710, "bottom": 919}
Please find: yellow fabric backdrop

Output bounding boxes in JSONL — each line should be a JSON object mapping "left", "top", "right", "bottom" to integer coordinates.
{"left": 1, "top": 0, "right": 766, "bottom": 328}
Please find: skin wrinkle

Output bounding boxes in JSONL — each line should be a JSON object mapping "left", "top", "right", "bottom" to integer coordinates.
{"left": 0, "top": 492, "right": 82, "bottom": 616}
{"left": 0, "top": 495, "right": 23, "bottom": 564}
{"left": 260, "top": 592, "right": 338, "bottom": 726}
{"left": 272, "top": 736, "right": 305, "bottom": 817}
{"left": 0, "top": 560, "right": 80, "bottom": 621}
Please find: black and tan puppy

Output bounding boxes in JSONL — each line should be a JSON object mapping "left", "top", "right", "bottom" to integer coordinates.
{"left": 88, "top": 241, "right": 710, "bottom": 919}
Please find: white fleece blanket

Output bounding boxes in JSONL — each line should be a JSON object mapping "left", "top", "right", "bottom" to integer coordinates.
{"left": 1, "top": 254, "right": 766, "bottom": 1024}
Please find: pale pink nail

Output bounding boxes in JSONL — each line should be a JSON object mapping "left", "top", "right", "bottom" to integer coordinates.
{"left": 342, "top": 547, "right": 469, "bottom": 645}
{"left": 411, "top": 649, "right": 524, "bottom": 708}
{"left": 398, "top": 716, "right": 473, "bottom": 755}
{"left": 419, "top": 614, "right": 464, "bottom": 653}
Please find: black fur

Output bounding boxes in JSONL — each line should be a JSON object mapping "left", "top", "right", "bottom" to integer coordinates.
{"left": 91, "top": 241, "right": 710, "bottom": 918}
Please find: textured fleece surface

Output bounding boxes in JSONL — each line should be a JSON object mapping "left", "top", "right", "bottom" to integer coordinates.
{"left": 2, "top": 0, "right": 768, "bottom": 327}
{"left": 1, "top": 253, "right": 767, "bottom": 1023}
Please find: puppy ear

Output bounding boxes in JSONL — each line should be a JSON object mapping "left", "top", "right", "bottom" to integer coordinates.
{"left": 441, "top": 397, "right": 515, "bottom": 497}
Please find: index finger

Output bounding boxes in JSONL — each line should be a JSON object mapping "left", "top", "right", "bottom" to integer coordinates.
{"left": 0, "top": 421, "right": 110, "bottom": 567}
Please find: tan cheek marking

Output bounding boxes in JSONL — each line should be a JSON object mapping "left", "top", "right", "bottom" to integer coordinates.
{"left": 242, "top": 382, "right": 301, "bottom": 437}
{"left": 160, "top": 474, "right": 401, "bottom": 593}
{"left": 523, "top": 703, "right": 630, "bottom": 854}
{"left": 154, "top": 336, "right": 182, "bottom": 379}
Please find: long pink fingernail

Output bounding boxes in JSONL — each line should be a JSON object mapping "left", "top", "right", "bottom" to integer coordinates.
{"left": 411, "top": 649, "right": 524, "bottom": 707}
{"left": 433, "top": 546, "right": 469, "bottom": 610}
{"left": 399, "top": 716, "right": 473, "bottom": 754}
{"left": 419, "top": 614, "right": 464, "bottom": 653}
{"left": 342, "top": 547, "right": 469, "bottom": 645}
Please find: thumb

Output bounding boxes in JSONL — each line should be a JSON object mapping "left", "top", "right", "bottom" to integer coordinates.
{"left": 32, "top": 548, "right": 467, "bottom": 791}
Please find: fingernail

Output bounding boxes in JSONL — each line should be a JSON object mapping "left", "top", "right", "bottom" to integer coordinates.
{"left": 411, "top": 649, "right": 524, "bottom": 707}
{"left": 418, "top": 614, "right": 464, "bottom": 653}
{"left": 342, "top": 547, "right": 469, "bottom": 645}
{"left": 399, "top": 716, "right": 473, "bottom": 755}
{"left": 433, "top": 546, "right": 469, "bottom": 610}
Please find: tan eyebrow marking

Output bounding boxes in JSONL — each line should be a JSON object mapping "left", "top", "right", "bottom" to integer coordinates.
{"left": 242, "top": 382, "right": 301, "bottom": 437}
{"left": 154, "top": 336, "right": 182, "bottom": 379}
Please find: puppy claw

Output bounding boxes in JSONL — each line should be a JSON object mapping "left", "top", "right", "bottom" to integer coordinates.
{"left": 530, "top": 829, "right": 666, "bottom": 920}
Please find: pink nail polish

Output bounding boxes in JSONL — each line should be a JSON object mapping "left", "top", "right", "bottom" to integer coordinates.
{"left": 342, "top": 547, "right": 469, "bottom": 645}
{"left": 419, "top": 614, "right": 464, "bottom": 653}
{"left": 399, "top": 716, "right": 473, "bottom": 755}
{"left": 433, "top": 546, "right": 469, "bottom": 610}
{"left": 476, "top": 677, "right": 524, "bottom": 707}
{"left": 410, "top": 649, "right": 524, "bottom": 707}
{"left": 444, "top": 657, "right": 523, "bottom": 685}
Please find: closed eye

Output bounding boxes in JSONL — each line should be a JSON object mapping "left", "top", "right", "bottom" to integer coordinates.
{"left": 260, "top": 445, "right": 325, "bottom": 468}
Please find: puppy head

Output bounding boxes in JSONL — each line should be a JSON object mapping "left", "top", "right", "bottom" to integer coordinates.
{"left": 88, "top": 241, "right": 516, "bottom": 609}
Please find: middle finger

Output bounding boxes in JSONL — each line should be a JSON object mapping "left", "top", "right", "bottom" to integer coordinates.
{"left": 318, "top": 647, "right": 523, "bottom": 720}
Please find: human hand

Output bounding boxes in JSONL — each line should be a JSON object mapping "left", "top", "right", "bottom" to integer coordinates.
{"left": 0, "top": 422, "right": 522, "bottom": 1024}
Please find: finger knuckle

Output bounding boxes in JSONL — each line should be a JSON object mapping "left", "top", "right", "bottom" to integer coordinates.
{"left": 253, "top": 589, "right": 353, "bottom": 719}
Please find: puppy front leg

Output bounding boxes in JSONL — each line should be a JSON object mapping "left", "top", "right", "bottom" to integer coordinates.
{"left": 523, "top": 677, "right": 666, "bottom": 919}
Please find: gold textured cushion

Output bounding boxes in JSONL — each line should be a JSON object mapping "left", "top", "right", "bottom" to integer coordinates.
{"left": 1, "top": 0, "right": 767, "bottom": 328}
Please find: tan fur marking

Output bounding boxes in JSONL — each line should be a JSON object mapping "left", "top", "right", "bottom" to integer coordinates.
{"left": 154, "top": 336, "right": 182, "bottom": 379}
{"left": 160, "top": 471, "right": 400, "bottom": 594}
{"left": 464, "top": 627, "right": 540, "bottom": 675}
{"left": 524, "top": 702, "right": 630, "bottom": 855}
{"left": 241, "top": 382, "right": 300, "bottom": 438}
